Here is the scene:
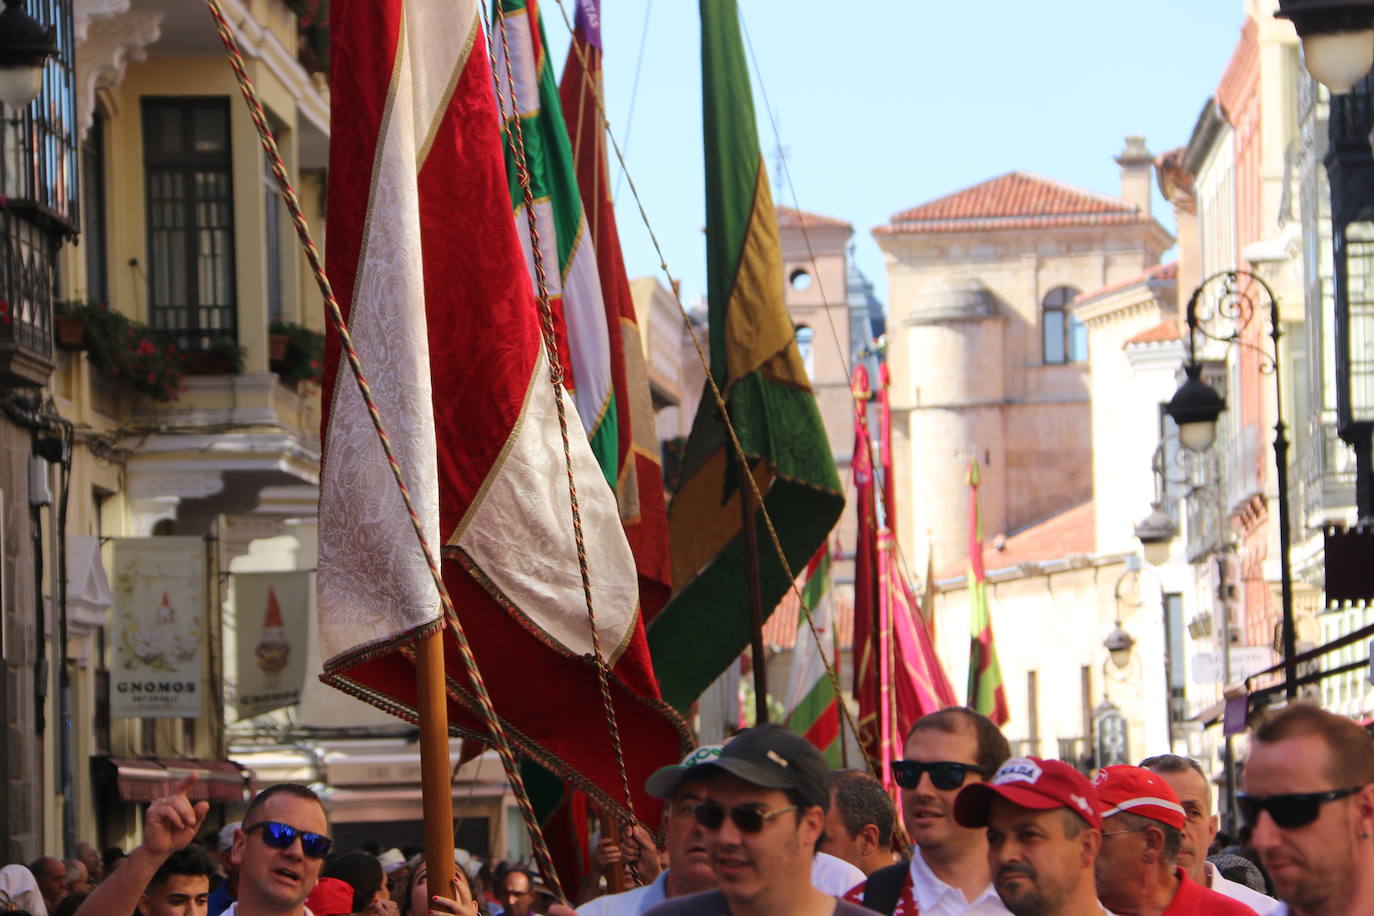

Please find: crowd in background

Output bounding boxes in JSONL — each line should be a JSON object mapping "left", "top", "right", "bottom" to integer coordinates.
{"left": 3, "top": 700, "right": 1372, "bottom": 915}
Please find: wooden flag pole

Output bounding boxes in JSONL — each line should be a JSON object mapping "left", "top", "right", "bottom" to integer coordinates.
{"left": 738, "top": 458, "right": 769, "bottom": 725}
{"left": 416, "top": 627, "right": 455, "bottom": 899}
{"left": 601, "top": 811, "right": 627, "bottom": 894}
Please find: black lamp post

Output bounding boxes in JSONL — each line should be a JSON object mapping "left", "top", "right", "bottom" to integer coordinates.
{"left": 1164, "top": 270, "right": 1298, "bottom": 702}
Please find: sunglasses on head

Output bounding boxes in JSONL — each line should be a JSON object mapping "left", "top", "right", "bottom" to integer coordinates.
{"left": 1236, "top": 787, "right": 1362, "bottom": 830}
{"left": 891, "top": 760, "right": 991, "bottom": 791}
{"left": 244, "top": 821, "right": 333, "bottom": 859}
{"left": 692, "top": 801, "right": 798, "bottom": 834}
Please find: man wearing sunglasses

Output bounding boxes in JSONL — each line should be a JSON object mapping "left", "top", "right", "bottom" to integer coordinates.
{"left": 1243, "top": 703, "right": 1374, "bottom": 916}
{"left": 578, "top": 745, "right": 724, "bottom": 915}
{"left": 1139, "top": 755, "right": 1276, "bottom": 914}
{"left": 227, "top": 783, "right": 332, "bottom": 916}
{"left": 1091, "top": 766, "right": 1256, "bottom": 916}
{"left": 641, "top": 723, "right": 878, "bottom": 916}
{"left": 844, "top": 707, "right": 1012, "bottom": 915}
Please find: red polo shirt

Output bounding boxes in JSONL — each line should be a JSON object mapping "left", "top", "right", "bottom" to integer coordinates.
{"left": 1165, "top": 869, "right": 1260, "bottom": 915}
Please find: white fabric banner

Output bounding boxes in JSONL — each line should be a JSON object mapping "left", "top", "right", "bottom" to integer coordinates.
{"left": 110, "top": 537, "right": 205, "bottom": 718}
{"left": 232, "top": 571, "right": 311, "bottom": 719}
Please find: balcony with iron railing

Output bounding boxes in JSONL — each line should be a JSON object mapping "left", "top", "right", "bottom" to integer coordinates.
{"left": 1298, "top": 417, "right": 1358, "bottom": 530}
{"left": 0, "top": 0, "right": 77, "bottom": 387}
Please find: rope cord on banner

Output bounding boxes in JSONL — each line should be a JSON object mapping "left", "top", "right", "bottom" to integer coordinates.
{"left": 484, "top": 0, "right": 646, "bottom": 885}
{"left": 202, "top": 0, "right": 567, "bottom": 901}
{"left": 550, "top": 0, "right": 878, "bottom": 779}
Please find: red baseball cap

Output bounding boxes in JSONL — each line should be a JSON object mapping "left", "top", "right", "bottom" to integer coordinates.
{"left": 305, "top": 877, "right": 355, "bottom": 916}
{"left": 954, "top": 756, "right": 1101, "bottom": 829}
{"left": 1091, "top": 765, "right": 1187, "bottom": 830}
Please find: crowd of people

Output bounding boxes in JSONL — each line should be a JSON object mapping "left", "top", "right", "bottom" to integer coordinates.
{"left": 1, "top": 700, "right": 1370, "bottom": 916}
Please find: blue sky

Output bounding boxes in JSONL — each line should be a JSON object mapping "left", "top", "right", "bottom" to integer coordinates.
{"left": 542, "top": 1, "right": 1254, "bottom": 309}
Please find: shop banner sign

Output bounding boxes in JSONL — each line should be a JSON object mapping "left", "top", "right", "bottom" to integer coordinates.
{"left": 111, "top": 537, "right": 205, "bottom": 718}
{"left": 233, "top": 571, "right": 310, "bottom": 718}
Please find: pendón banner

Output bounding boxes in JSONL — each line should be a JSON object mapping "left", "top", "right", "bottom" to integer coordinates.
{"left": 110, "top": 537, "right": 206, "bottom": 718}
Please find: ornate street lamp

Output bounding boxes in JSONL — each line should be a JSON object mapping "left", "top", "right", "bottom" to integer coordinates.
{"left": 0, "top": 0, "right": 55, "bottom": 110}
{"left": 1276, "top": 0, "right": 1374, "bottom": 94}
{"left": 1163, "top": 271, "right": 1298, "bottom": 701}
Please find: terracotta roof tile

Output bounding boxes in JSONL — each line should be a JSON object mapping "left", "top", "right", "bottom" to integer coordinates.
{"left": 1124, "top": 318, "right": 1184, "bottom": 346}
{"left": 1074, "top": 260, "right": 1178, "bottom": 306}
{"left": 761, "top": 587, "right": 855, "bottom": 651}
{"left": 777, "top": 206, "right": 853, "bottom": 231}
{"left": 937, "top": 501, "right": 1096, "bottom": 581}
{"left": 877, "top": 171, "right": 1146, "bottom": 236}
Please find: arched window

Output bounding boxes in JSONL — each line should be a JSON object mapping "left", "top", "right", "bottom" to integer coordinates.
{"left": 795, "top": 324, "right": 815, "bottom": 380}
{"left": 1042, "top": 286, "right": 1086, "bottom": 364}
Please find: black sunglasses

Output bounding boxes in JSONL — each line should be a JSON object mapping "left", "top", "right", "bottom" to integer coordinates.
{"left": 1236, "top": 787, "right": 1362, "bottom": 830}
{"left": 245, "top": 821, "right": 333, "bottom": 859}
{"left": 692, "top": 801, "right": 798, "bottom": 834}
{"left": 891, "top": 760, "right": 991, "bottom": 791}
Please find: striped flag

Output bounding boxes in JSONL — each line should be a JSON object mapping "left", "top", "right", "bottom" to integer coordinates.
{"left": 492, "top": 0, "right": 618, "bottom": 483}
{"left": 783, "top": 550, "right": 841, "bottom": 766}
{"left": 317, "top": 0, "right": 689, "bottom": 829}
{"left": 648, "top": 0, "right": 844, "bottom": 713}
{"left": 966, "top": 459, "right": 1009, "bottom": 725}
{"left": 558, "top": 0, "right": 673, "bottom": 624}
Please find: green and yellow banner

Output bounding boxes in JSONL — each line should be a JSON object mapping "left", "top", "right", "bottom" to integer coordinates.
{"left": 649, "top": 0, "right": 843, "bottom": 712}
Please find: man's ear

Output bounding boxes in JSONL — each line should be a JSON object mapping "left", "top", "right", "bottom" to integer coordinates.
{"left": 231, "top": 826, "right": 247, "bottom": 868}
{"left": 137, "top": 893, "right": 151, "bottom": 916}
{"left": 800, "top": 806, "right": 826, "bottom": 847}
{"left": 1206, "top": 813, "right": 1219, "bottom": 851}
{"left": 857, "top": 823, "right": 881, "bottom": 857}
{"left": 1080, "top": 828, "right": 1101, "bottom": 868}
{"left": 1141, "top": 825, "right": 1165, "bottom": 864}
{"left": 1354, "top": 784, "right": 1374, "bottom": 839}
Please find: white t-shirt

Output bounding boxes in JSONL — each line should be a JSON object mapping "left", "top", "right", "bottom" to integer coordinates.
{"left": 221, "top": 904, "right": 315, "bottom": 916}
{"left": 576, "top": 870, "right": 669, "bottom": 916}
{"left": 811, "top": 853, "right": 866, "bottom": 897}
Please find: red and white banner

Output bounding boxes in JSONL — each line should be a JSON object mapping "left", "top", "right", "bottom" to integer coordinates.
{"left": 317, "top": 0, "right": 689, "bottom": 824}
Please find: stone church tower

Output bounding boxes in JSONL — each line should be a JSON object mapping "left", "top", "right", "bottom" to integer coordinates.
{"left": 875, "top": 140, "right": 1174, "bottom": 573}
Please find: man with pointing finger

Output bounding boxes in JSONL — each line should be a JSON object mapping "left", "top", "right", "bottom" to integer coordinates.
{"left": 76, "top": 777, "right": 333, "bottom": 916}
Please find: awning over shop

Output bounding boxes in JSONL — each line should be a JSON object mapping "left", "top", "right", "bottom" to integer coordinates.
{"left": 95, "top": 757, "right": 255, "bottom": 804}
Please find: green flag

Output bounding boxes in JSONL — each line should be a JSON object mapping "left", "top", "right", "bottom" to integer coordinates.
{"left": 648, "top": 0, "right": 844, "bottom": 712}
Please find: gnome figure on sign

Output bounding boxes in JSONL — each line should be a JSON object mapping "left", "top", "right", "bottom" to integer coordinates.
{"left": 255, "top": 586, "right": 291, "bottom": 683}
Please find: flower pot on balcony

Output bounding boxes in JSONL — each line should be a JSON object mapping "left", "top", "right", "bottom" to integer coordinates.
{"left": 182, "top": 351, "right": 230, "bottom": 375}
{"left": 269, "top": 332, "right": 288, "bottom": 362}
{"left": 55, "top": 316, "right": 84, "bottom": 349}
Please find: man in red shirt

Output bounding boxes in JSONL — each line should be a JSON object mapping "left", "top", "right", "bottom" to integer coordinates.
{"left": 1091, "top": 766, "right": 1257, "bottom": 915}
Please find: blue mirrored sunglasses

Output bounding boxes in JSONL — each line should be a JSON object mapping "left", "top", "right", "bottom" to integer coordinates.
{"left": 245, "top": 820, "right": 333, "bottom": 859}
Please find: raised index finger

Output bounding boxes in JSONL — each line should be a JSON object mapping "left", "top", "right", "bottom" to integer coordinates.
{"left": 168, "top": 773, "right": 198, "bottom": 797}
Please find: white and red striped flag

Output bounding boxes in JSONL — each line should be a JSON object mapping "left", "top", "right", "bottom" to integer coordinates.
{"left": 317, "top": 0, "right": 689, "bottom": 825}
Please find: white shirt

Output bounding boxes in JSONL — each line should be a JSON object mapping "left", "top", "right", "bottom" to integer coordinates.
{"left": 222, "top": 905, "right": 314, "bottom": 916}
{"left": 577, "top": 870, "right": 669, "bottom": 916}
{"left": 1205, "top": 862, "right": 1281, "bottom": 915}
{"left": 909, "top": 848, "right": 1010, "bottom": 915}
{"left": 812, "top": 853, "right": 866, "bottom": 897}
{"left": 577, "top": 854, "right": 862, "bottom": 914}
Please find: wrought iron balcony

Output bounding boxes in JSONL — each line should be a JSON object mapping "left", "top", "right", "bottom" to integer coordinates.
{"left": 0, "top": 0, "right": 77, "bottom": 388}
{"left": 1298, "top": 418, "right": 1358, "bottom": 528}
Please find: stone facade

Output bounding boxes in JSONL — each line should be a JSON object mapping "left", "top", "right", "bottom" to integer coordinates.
{"left": 876, "top": 163, "right": 1173, "bottom": 574}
